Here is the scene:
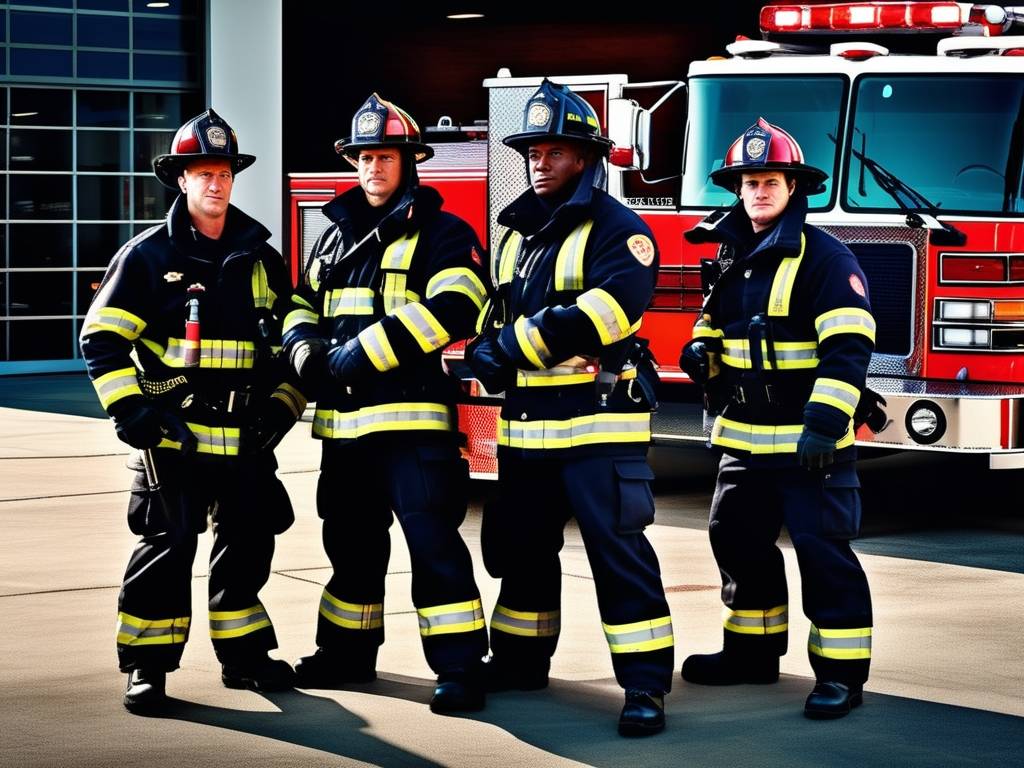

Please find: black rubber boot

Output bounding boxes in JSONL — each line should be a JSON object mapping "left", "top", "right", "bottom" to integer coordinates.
{"left": 221, "top": 654, "right": 295, "bottom": 692}
{"left": 681, "top": 650, "right": 779, "bottom": 685}
{"left": 123, "top": 668, "right": 167, "bottom": 713}
{"left": 804, "top": 681, "right": 863, "bottom": 719}
{"left": 618, "top": 689, "right": 665, "bottom": 737}
{"left": 430, "top": 668, "right": 486, "bottom": 714}
{"left": 293, "top": 648, "right": 377, "bottom": 688}
{"left": 482, "top": 656, "right": 549, "bottom": 693}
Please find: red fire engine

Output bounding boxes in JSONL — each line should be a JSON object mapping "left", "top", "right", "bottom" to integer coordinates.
{"left": 290, "top": 2, "right": 1024, "bottom": 476}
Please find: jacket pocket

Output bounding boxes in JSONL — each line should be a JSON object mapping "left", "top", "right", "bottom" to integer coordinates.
{"left": 820, "top": 464, "right": 862, "bottom": 539}
{"left": 614, "top": 459, "right": 656, "bottom": 534}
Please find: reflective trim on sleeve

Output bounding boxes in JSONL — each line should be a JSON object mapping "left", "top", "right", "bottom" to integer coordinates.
{"left": 497, "top": 231, "right": 522, "bottom": 287}
{"left": 417, "top": 598, "right": 486, "bottom": 637}
{"left": 723, "top": 604, "right": 788, "bottom": 635}
{"left": 577, "top": 287, "right": 632, "bottom": 346}
{"left": 808, "top": 624, "right": 872, "bottom": 660}
{"left": 394, "top": 302, "right": 450, "bottom": 353}
{"left": 313, "top": 402, "right": 453, "bottom": 439}
{"left": 490, "top": 604, "right": 560, "bottom": 637}
{"left": 513, "top": 315, "right": 552, "bottom": 369}
{"left": 603, "top": 616, "right": 674, "bottom": 654}
{"left": 290, "top": 294, "right": 315, "bottom": 311}
{"left": 161, "top": 339, "right": 256, "bottom": 369}
{"left": 815, "top": 307, "right": 877, "bottom": 344}
{"left": 498, "top": 412, "right": 651, "bottom": 450}
{"left": 284, "top": 308, "right": 319, "bottom": 335}
{"left": 553, "top": 219, "right": 593, "bottom": 292}
{"left": 209, "top": 604, "right": 272, "bottom": 640}
{"left": 475, "top": 298, "right": 491, "bottom": 335}
{"left": 382, "top": 272, "right": 420, "bottom": 314}
{"left": 116, "top": 611, "right": 190, "bottom": 647}
{"left": 808, "top": 377, "right": 861, "bottom": 418}
{"left": 721, "top": 339, "right": 819, "bottom": 370}
{"left": 82, "top": 306, "right": 146, "bottom": 340}
{"left": 271, "top": 382, "right": 307, "bottom": 420}
{"left": 319, "top": 589, "right": 384, "bottom": 630}
{"left": 767, "top": 233, "right": 805, "bottom": 317}
{"left": 711, "top": 416, "right": 855, "bottom": 455}
{"left": 358, "top": 323, "right": 400, "bottom": 372}
{"left": 325, "top": 287, "right": 375, "bottom": 317}
{"left": 426, "top": 267, "right": 488, "bottom": 311}
{"left": 92, "top": 366, "right": 142, "bottom": 409}
{"left": 251, "top": 261, "right": 277, "bottom": 311}
{"left": 692, "top": 315, "right": 724, "bottom": 340}
{"left": 381, "top": 231, "right": 419, "bottom": 271}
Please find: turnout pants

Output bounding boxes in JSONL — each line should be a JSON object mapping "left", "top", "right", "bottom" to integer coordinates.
{"left": 314, "top": 435, "right": 488, "bottom": 674}
{"left": 483, "top": 452, "right": 675, "bottom": 694}
{"left": 710, "top": 455, "right": 873, "bottom": 685}
{"left": 116, "top": 450, "right": 294, "bottom": 672}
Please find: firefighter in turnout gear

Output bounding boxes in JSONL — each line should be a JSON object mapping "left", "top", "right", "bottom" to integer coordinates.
{"left": 467, "top": 80, "right": 674, "bottom": 737}
{"left": 281, "top": 94, "right": 491, "bottom": 714}
{"left": 80, "top": 109, "right": 305, "bottom": 713}
{"left": 679, "top": 118, "right": 875, "bottom": 719}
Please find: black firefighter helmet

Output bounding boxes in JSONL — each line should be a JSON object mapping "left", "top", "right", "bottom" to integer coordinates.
{"left": 503, "top": 79, "right": 613, "bottom": 156}
{"left": 334, "top": 93, "right": 434, "bottom": 166}
{"left": 152, "top": 109, "right": 255, "bottom": 190}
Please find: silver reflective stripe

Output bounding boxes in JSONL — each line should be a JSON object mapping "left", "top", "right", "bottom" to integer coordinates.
{"left": 381, "top": 232, "right": 418, "bottom": 270}
{"left": 163, "top": 339, "right": 256, "bottom": 369}
{"left": 326, "top": 288, "right": 375, "bottom": 316}
{"left": 491, "top": 613, "right": 560, "bottom": 636}
{"left": 320, "top": 596, "right": 383, "bottom": 628}
{"left": 118, "top": 623, "right": 175, "bottom": 640}
{"left": 577, "top": 289, "right": 629, "bottom": 344}
{"left": 498, "top": 414, "right": 651, "bottom": 449}
{"left": 210, "top": 609, "right": 269, "bottom": 632}
{"left": 810, "top": 379, "right": 860, "bottom": 414}
{"left": 394, "top": 303, "right": 450, "bottom": 352}
{"left": 817, "top": 313, "right": 877, "bottom": 338}
{"left": 605, "top": 622, "right": 673, "bottom": 646}
{"left": 554, "top": 219, "right": 592, "bottom": 291}
{"left": 722, "top": 339, "right": 818, "bottom": 369}
{"left": 313, "top": 404, "right": 453, "bottom": 439}
{"left": 417, "top": 601, "right": 485, "bottom": 636}
{"left": 715, "top": 422, "right": 801, "bottom": 449}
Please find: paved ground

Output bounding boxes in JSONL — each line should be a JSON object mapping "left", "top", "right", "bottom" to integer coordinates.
{"left": 1, "top": 375, "right": 1022, "bottom": 767}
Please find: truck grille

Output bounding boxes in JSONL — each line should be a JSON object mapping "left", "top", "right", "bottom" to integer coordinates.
{"left": 846, "top": 242, "right": 914, "bottom": 356}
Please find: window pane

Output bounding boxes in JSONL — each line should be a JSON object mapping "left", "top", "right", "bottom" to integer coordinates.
{"left": 78, "top": 51, "right": 130, "bottom": 80}
{"left": 10, "top": 319, "right": 73, "bottom": 360}
{"left": 0, "top": 129, "right": 7, "bottom": 170}
{"left": 77, "top": 269, "right": 107, "bottom": 311}
{"left": 11, "top": 129, "right": 72, "bottom": 171}
{"left": 78, "top": 176, "right": 132, "bottom": 220}
{"left": 78, "top": 130, "right": 130, "bottom": 171}
{"left": 0, "top": 321, "right": 8, "bottom": 361}
{"left": 133, "top": 0, "right": 197, "bottom": 13}
{"left": 12, "top": 49, "right": 73, "bottom": 78}
{"left": 11, "top": 89, "right": 72, "bottom": 126}
{"left": 10, "top": 176, "right": 71, "bottom": 219}
{"left": 11, "top": 11, "right": 72, "bottom": 45}
{"left": 8, "top": 272, "right": 73, "bottom": 317}
{"left": 16, "top": 1, "right": 74, "bottom": 8}
{"left": 135, "top": 130, "right": 173, "bottom": 172}
{"left": 80, "top": 0, "right": 128, "bottom": 10}
{"left": 135, "top": 177, "right": 175, "bottom": 220}
{"left": 78, "top": 223, "right": 133, "bottom": 267}
{"left": 77, "top": 90, "right": 129, "bottom": 127}
{"left": 9, "top": 224, "right": 72, "bottom": 268}
{"left": 77, "top": 14, "right": 129, "bottom": 48}
{"left": 134, "top": 91, "right": 203, "bottom": 128}
{"left": 133, "top": 17, "right": 196, "bottom": 51}
{"left": 133, "top": 53, "right": 195, "bottom": 83}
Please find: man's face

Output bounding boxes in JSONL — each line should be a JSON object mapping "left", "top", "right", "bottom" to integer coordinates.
{"left": 178, "top": 159, "right": 233, "bottom": 222}
{"left": 527, "top": 141, "right": 586, "bottom": 199}
{"left": 739, "top": 171, "right": 797, "bottom": 232}
{"left": 357, "top": 148, "right": 403, "bottom": 207}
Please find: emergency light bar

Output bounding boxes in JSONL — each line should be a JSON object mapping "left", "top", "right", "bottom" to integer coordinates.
{"left": 761, "top": 2, "right": 968, "bottom": 33}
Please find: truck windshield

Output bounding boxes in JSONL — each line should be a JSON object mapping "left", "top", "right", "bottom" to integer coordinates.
{"left": 845, "top": 75, "right": 1024, "bottom": 215}
{"left": 681, "top": 75, "right": 846, "bottom": 209}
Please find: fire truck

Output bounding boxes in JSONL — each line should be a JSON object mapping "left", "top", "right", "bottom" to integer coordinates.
{"left": 289, "top": 1, "right": 1024, "bottom": 476}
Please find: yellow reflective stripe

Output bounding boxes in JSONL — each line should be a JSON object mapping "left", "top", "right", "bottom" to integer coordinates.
{"left": 417, "top": 598, "right": 486, "bottom": 636}
{"left": 815, "top": 307, "right": 877, "bottom": 344}
{"left": 381, "top": 231, "right": 419, "bottom": 270}
{"left": 554, "top": 219, "right": 593, "bottom": 292}
{"left": 184, "top": 423, "right": 242, "bottom": 456}
{"left": 382, "top": 272, "right": 418, "bottom": 314}
{"left": 319, "top": 589, "right": 384, "bottom": 630}
{"left": 116, "top": 611, "right": 190, "bottom": 646}
{"left": 712, "top": 416, "right": 855, "bottom": 454}
{"left": 209, "top": 604, "right": 271, "bottom": 639}
{"left": 513, "top": 315, "right": 551, "bottom": 369}
{"left": 577, "top": 287, "right": 631, "bottom": 345}
{"left": 498, "top": 412, "right": 651, "bottom": 449}
{"left": 271, "top": 382, "right": 307, "bottom": 420}
{"left": 324, "top": 287, "right": 375, "bottom": 317}
{"left": 358, "top": 323, "right": 399, "bottom": 372}
{"left": 491, "top": 604, "right": 560, "bottom": 637}
{"left": 313, "top": 402, "right": 452, "bottom": 439}
{"left": 394, "top": 302, "right": 451, "bottom": 353}
{"left": 808, "top": 624, "right": 872, "bottom": 660}
{"left": 284, "top": 308, "right": 319, "bottom": 334}
{"left": 767, "top": 232, "right": 805, "bottom": 317}
{"left": 497, "top": 231, "right": 522, "bottom": 286}
{"left": 603, "top": 616, "right": 674, "bottom": 653}
{"left": 808, "top": 377, "right": 861, "bottom": 418}
{"left": 723, "top": 604, "right": 788, "bottom": 635}
{"left": 475, "top": 298, "right": 491, "bottom": 335}
{"left": 426, "top": 267, "right": 488, "bottom": 311}
{"left": 82, "top": 306, "right": 147, "bottom": 340}
{"left": 721, "top": 339, "right": 819, "bottom": 370}
{"left": 160, "top": 339, "right": 256, "bottom": 369}
{"left": 516, "top": 368, "right": 597, "bottom": 387}
{"left": 291, "top": 294, "right": 315, "bottom": 311}
{"left": 692, "top": 314, "right": 724, "bottom": 340}
{"left": 251, "top": 261, "right": 276, "bottom": 310}
{"left": 92, "top": 366, "right": 142, "bottom": 409}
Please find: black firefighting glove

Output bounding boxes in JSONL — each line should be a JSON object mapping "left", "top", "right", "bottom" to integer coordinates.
{"left": 289, "top": 337, "right": 330, "bottom": 393}
{"left": 679, "top": 340, "right": 710, "bottom": 387}
{"left": 797, "top": 428, "right": 836, "bottom": 470}
{"left": 854, "top": 388, "right": 888, "bottom": 433}
{"left": 110, "top": 398, "right": 197, "bottom": 455}
{"left": 467, "top": 333, "right": 516, "bottom": 394}
{"left": 327, "top": 337, "right": 376, "bottom": 386}
{"left": 248, "top": 395, "right": 298, "bottom": 455}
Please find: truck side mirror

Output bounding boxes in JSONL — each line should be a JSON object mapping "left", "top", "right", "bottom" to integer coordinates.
{"left": 607, "top": 97, "right": 651, "bottom": 171}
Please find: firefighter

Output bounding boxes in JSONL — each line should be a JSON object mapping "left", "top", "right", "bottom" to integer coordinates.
{"left": 679, "top": 118, "right": 875, "bottom": 719}
{"left": 281, "top": 94, "right": 491, "bottom": 714}
{"left": 80, "top": 109, "right": 305, "bottom": 713}
{"left": 467, "top": 80, "right": 673, "bottom": 737}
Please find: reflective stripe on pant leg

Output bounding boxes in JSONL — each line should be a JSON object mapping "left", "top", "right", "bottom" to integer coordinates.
{"left": 117, "top": 611, "right": 190, "bottom": 646}
{"left": 602, "top": 616, "right": 674, "bottom": 653}
{"left": 209, "top": 603, "right": 272, "bottom": 640}
{"left": 490, "top": 604, "right": 560, "bottom": 637}
{"left": 723, "top": 604, "right": 788, "bottom": 636}
{"left": 808, "top": 624, "right": 872, "bottom": 660}
{"left": 417, "top": 598, "right": 485, "bottom": 637}
{"left": 319, "top": 588, "right": 384, "bottom": 630}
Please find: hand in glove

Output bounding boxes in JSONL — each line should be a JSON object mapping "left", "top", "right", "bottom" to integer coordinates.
{"left": 289, "top": 337, "right": 330, "bottom": 392}
{"left": 111, "top": 398, "right": 197, "bottom": 455}
{"left": 326, "top": 337, "right": 375, "bottom": 386}
{"left": 797, "top": 428, "right": 836, "bottom": 470}
{"left": 248, "top": 395, "right": 298, "bottom": 454}
{"left": 467, "top": 334, "right": 516, "bottom": 394}
{"left": 679, "top": 340, "right": 710, "bottom": 387}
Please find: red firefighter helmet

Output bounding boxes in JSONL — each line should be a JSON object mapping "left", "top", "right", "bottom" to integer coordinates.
{"left": 153, "top": 109, "right": 255, "bottom": 190}
{"left": 710, "top": 117, "right": 827, "bottom": 194}
{"left": 334, "top": 93, "right": 434, "bottom": 166}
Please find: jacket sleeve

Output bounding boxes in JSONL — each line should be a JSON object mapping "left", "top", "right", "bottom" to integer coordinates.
{"left": 353, "top": 218, "right": 490, "bottom": 374}
{"left": 802, "top": 247, "right": 876, "bottom": 439}
{"left": 497, "top": 222, "right": 658, "bottom": 369}
{"left": 256, "top": 245, "right": 310, "bottom": 418}
{"left": 281, "top": 225, "right": 333, "bottom": 354}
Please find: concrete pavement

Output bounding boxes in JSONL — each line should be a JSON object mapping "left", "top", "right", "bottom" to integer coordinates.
{"left": 1, "top": 404, "right": 1022, "bottom": 767}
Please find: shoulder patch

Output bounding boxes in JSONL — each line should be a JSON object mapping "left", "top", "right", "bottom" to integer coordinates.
{"left": 849, "top": 273, "right": 866, "bottom": 298}
{"left": 627, "top": 234, "right": 655, "bottom": 267}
